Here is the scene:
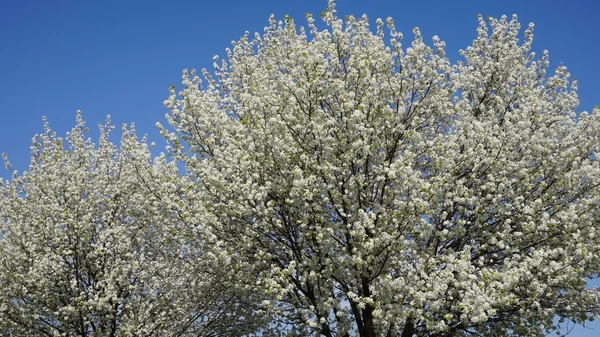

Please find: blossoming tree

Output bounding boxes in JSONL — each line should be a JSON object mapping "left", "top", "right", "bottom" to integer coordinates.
{"left": 0, "top": 113, "right": 265, "bottom": 336}
{"left": 161, "top": 1, "right": 600, "bottom": 336}
{"left": 1, "top": 1, "right": 599, "bottom": 336}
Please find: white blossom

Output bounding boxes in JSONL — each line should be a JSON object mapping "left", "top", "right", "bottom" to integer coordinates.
{"left": 161, "top": 2, "right": 600, "bottom": 336}
{"left": 0, "top": 113, "right": 267, "bottom": 336}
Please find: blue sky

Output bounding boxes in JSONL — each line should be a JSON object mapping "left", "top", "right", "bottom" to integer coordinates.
{"left": 0, "top": 0, "right": 599, "bottom": 335}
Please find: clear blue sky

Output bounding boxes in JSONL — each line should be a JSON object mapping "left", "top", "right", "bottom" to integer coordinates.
{"left": 0, "top": 1, "right": 598, "bottom": 335}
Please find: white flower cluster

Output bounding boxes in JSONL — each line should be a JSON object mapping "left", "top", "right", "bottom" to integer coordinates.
{"left": 0, "top": 113, "right": 267, "bottom": 336}
{"left": 161, "top": 1, "right": 600, "bottom": 336}
{"left": 2, "top": 0, "right": 600, "bottom": 336}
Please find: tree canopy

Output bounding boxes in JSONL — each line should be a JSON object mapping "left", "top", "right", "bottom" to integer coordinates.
{"left": 2, "top": 1, "right": 600, "bottom": 336}
{"left": 0, "top": 115, "right": 264, "bottom": 336}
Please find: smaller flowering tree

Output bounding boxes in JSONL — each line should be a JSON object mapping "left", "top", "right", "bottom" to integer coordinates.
{"left": 0, "top": 113, "right": 266, "bottom": 336}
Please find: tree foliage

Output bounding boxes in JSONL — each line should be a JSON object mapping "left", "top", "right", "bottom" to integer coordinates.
{"left": 161, "top": 1, "right": 600, "bottom": 336}
{"left": 2, "top": 0, "right": 600, "bottom": 336}
{"left": 0, "top": 114, "right": 264, "bottom": 336}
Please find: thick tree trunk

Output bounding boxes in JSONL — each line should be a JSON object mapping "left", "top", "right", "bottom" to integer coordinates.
{"left": 360, "top": 277, "right": 376, "bottom": 337}
{"left": 400, "top": 318, "right": 414, "bottom": 337}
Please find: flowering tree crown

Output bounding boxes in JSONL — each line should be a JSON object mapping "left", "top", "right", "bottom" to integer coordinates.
{"left": 161, "top": 1, "right": 600, "bottom": 336}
